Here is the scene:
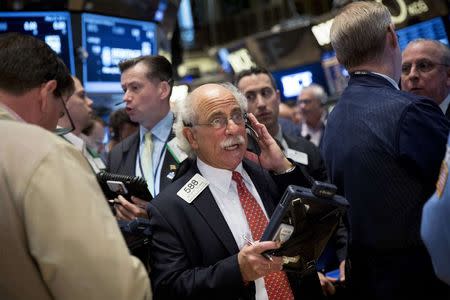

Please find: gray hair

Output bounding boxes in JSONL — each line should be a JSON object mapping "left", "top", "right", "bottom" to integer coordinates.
{"left": 330, "top": 1, "right": 392, "bottom": 69}
{"left": 405, "top": 39, "right": 450, "bottom": 65}
{"left": 299, "top": 84, "right": 328, "bottom": 105}
{"left": 173, "top": 82, "right": 248, "bottom": 157}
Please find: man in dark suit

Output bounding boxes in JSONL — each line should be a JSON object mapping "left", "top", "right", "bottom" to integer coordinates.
{"left": 401, "top": 39, "right": 450, "bottom": 118}
{"left": 321, "top": 2, "right": 450, "bottom": 299}
{"left": 107, "top": 55, "right": 183, "bottom": 220}
{"left": 148, "top": 83, "right": 325, "bottom": 299}
{"left": 235, "top": 67, "right": 347, "bottom": 297}
{"left": 235, "top": 67, "right": 328, "bottom": 182}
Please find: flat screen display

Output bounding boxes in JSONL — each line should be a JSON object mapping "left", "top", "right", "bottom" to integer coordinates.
{"left": 396, "top": 17, "right": 449, "bottom": 50}
{"left": 0, "top": 11, "right": 75, "bottom": 74}
{"left": 321, "top": 51, "right": 349, "bottom": 97}
{"left": 272, "top": 62, "right": 328, "bottom": 102}
{"left": 81, "top": 13, "right": 157, "bottom": 93}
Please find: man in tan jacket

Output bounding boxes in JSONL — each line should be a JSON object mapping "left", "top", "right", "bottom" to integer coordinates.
{"left": 0, "top": 33, "right": 151, "bottom": 300}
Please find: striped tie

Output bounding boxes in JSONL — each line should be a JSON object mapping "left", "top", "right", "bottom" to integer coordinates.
{"left": 141, "top": 132, "right": 154, "bottom": 195}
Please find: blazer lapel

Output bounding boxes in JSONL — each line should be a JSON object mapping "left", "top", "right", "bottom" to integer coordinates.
{"left": 120, "top": 132, "right": 140, "bottom": 176}
{"left": 243, "top": 160, "right": 277, "bottom": 217}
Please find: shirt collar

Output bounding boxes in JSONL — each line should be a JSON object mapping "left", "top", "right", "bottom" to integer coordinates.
{"left": 63, "top": 132, "right": 85, "bottom": 151}
{"left": 139, "top": 111, "right": 174, "bottom": 143}
{"left": 439, "top": 93, "right": 450, "bottom": 114}
{"left": 371, "top": 71, "right": 400, "bottom": 90}
{"left": 197, "top": 158, "right": 248, "bottom": 194}
{"left": 0, "top": 103, "right": 26, "bottom": 122}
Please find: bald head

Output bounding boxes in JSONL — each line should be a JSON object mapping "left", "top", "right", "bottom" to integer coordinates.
{"left": 401, "top": 39, "right": 450, "bottom": 104}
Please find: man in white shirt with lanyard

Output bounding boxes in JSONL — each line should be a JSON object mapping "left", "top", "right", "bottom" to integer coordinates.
{"left": 107, "top": 55, "right": 186, "bottom": 220}
{"left": 58, "top": 75, "right": 106, "bottom": 173}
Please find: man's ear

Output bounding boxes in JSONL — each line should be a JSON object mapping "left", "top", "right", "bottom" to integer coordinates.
{"left": 159, "top": 81, "right": 171, "bottom": 100}
{"left": 183, "top": 127, "right": 198, "bottom": 150}
{"left": 275, "top": 89, "right": 281, "bottom": 105}
{"left": 39, "top": 80, "right": 58, "bottom": 112}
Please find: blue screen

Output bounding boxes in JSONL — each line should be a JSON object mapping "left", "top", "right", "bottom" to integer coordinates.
{"left": 321, "top": 51, "right": 349, "bottom": 96}
{"left": 272, "top": 62, "right": 328, "bottom": 101}
{"left": 81, "top": 13, "right": 157, "bottom": 93}
{"left": 396, "top": 17, "right": 449, "bottom": 51}
{"left": 0, "top": 11, "right": 75, "bottom": 74}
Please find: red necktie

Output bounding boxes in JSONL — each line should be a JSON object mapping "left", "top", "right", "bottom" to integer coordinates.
{"left": 232, "top": 171, "right": 294, "bottom": 300}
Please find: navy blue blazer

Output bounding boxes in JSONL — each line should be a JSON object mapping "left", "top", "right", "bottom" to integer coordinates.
{"left": 107, "top": 131, "right": 178, "bottom": 193}
{"left": 147, "top": 159, "right": 324, "bottom": 300}
{"left": 321, "top": 72, "right": 450, "bottom": 299}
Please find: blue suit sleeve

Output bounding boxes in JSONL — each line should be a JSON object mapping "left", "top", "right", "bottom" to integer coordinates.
{"left": 421, "top": 137, "right": 450, "bottom": 285}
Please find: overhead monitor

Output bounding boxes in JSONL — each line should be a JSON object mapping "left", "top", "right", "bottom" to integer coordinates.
{"left": 272, "top": 62, "right": 328, "bottom": 102}
{"left": 321, "top": 51, "right": 349, "bottom": 97}
{"left": 81, "top": 13, "right": 157, "bottom": 94}
{"left": 216, "top": 46, "right": 257, "bottom": 74}
{"left": 0, "top": 11, "right": 75, "bottom": 74}
{"left": 396, "top": 16, "right": 449, "bottom": 50}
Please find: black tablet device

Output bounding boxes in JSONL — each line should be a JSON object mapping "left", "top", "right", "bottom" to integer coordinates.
{"left": 96, "top": 171, "right": 153, "bottom": 201}
{"left": 261, "top": 184, "right": 349, "bottom": 274}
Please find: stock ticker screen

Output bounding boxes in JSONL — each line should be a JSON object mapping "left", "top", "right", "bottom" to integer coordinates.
{"left": 81, "top": 13, "right": 157, "bottom": 93}
{"left": 0, "top": 11, "right": 75, "bottom": 74}
{"left": 396, "top": 16, "right": 449, "bottom": 50}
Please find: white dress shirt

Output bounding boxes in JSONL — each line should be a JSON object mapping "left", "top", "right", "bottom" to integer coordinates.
{"left": 196, "top": 158, "right": 270, "bottom": 300}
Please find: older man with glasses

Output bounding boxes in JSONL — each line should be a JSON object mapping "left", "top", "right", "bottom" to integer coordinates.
{"left": 147, "top": 82, "right": 327, "bottom": 300}
{"left": 401, "top": 39, "right": 450, "bottom": 118}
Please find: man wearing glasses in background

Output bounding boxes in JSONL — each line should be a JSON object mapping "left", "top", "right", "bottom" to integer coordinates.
{"left": 0, "top": 33, "right": 151, "bottom": 299}
{"left": 296, "top": 84, "right": 328, "bottom": 147}
{"left": 401, "top": 39, "right": 450, "bottom": 118}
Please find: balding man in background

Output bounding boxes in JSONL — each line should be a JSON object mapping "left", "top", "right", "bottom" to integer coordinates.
{"left": 401, "top": 39, "right": 450, "bottom": 118}
{"left": 297, "top": 84, "right": 327, "bottom": 147}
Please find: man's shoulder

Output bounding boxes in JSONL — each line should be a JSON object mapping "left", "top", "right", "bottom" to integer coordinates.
{"left": 110, "top": 132, "right": 139, "bottom": 155}
{"left": 283, "top": 132, "right": 317, "bottom": 153}
{"left": 1, "top": 120, "right": 79, "bottom": 153}
{"left": 1, "top": 120, "right": 89, "bottom": 178}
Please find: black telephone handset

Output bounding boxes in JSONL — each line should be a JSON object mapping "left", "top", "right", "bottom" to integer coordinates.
{"left": 244, "top": 113, "right": 261, "bottom": 155}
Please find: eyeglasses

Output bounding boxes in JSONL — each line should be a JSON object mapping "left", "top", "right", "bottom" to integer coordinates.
{"left": 54, "top": 96, "right": 75, "bottom": 136}
{"left": 401, "top": 59, "right": 450, "bottom": 75}
{"left": 186, "top": 110, "right": 246, "bottom": 129}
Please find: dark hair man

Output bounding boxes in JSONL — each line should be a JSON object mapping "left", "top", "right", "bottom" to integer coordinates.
{"left": 0, "top": 32, "right": 151, "bottom": 299}
{"left": 107, "top": 55, "right": 184, "bottom": 220}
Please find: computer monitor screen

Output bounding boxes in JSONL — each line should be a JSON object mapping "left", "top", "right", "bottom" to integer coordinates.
{"left": 272, "top": 62, "right": 328, "bottom": 102}
{"left": 81, "top": 13, "right": 157, "bottom": 93}
{"left": 321, "top": 51, "right": 349, "bottom": 97}
{"left": 396, "top": 17, "right": 449, "bottom": 51}
{"left": 0, "top": 11, "right": 75, "bottom": 73}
